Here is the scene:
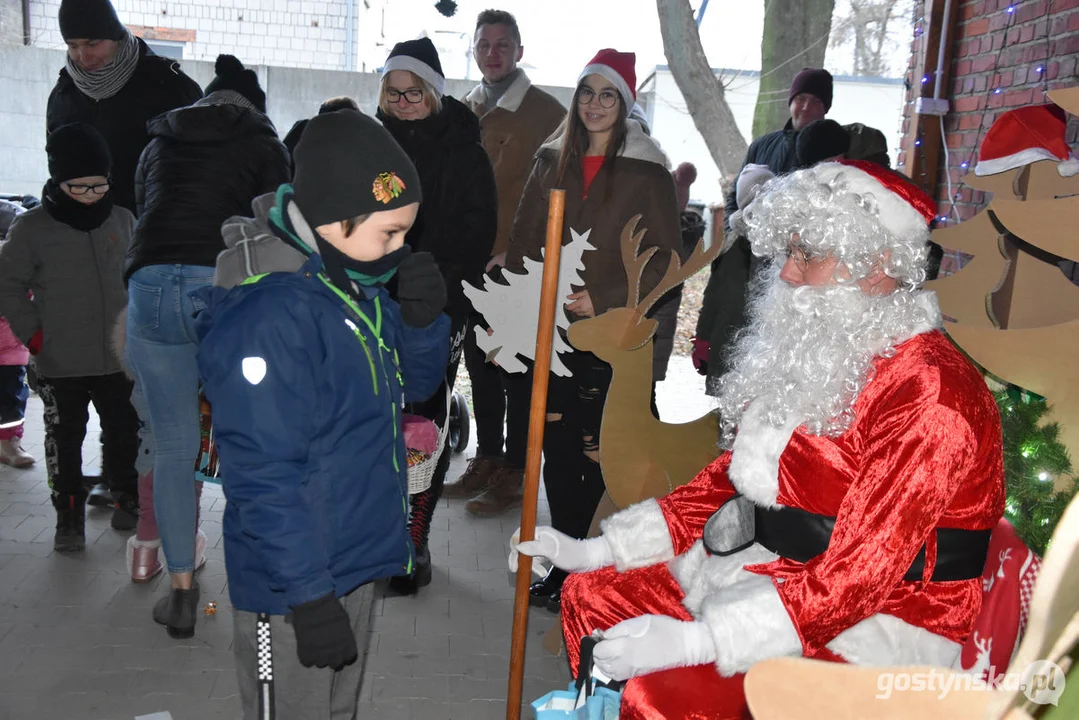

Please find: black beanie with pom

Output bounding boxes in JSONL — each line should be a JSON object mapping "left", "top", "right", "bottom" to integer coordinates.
{"left": 204, "top": 55, "right": 266, "bottom": 112}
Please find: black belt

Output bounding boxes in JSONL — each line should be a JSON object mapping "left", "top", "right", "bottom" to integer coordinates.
{"left": 753, "top": 505, "right": 992, "bottom": 583}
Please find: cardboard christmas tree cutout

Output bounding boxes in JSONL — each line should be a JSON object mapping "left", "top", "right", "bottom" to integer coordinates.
{"left": 930, "top": 90, "right": 1079, "bottom": 467}
{"left": 567, "top": 215, "right": 722, "bottom": 508}
{"left": 462, "top": 228, "right": 595, "bottom": 377}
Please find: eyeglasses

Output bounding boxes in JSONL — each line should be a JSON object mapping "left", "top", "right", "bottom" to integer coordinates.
{"left": 783, "top": 244, "right": 814, "bottom": 270}
{"left": 63, "top": 180, "right": 110, "bottom": 196}
{"left": 576, "top": 87, "right": 620, "bottom": 109}
{"left": 385, "top": 88, "right": 424, "bottom": 104}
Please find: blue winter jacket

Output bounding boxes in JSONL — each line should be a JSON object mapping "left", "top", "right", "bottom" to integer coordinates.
{"left": 196, "top": 195, "right": 449, "bottom": 615}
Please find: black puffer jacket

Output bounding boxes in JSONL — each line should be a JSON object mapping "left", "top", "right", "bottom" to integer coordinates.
{"left": 377, "top": 97, "right": 497, "bottom": 327}
{"left": 46, "top": 38, "right": 203, "bottom": 215}
{"left": 127, "top": 102, "right": 291, "bottom": 280}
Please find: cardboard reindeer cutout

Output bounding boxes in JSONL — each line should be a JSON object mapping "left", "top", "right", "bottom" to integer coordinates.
{"left": 929, "top": 89, "right": 1079, "bottom": 470}
{"left": 567, "top": 216, "right": 722, "bottom": 509}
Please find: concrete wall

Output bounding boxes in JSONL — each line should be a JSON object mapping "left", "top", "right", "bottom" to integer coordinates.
{"left": 1, "top": 0, "right": 24, "bottom": 45}
{"left": 0, "top": 43, "right": 574, "bottom": 195}
{"left": 28, "top": 0, "right": 391, "bottom": 72}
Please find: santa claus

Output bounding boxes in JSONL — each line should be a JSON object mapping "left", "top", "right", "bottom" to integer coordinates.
{"left": 514, "top": 159, "right": 1006, "bottom": 715}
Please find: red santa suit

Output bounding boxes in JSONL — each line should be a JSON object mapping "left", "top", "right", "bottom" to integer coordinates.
{"left": 561, "top": 323, "right": 1005, "bottom": 719}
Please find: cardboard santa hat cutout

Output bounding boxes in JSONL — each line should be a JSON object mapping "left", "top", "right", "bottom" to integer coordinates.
{"left": 974, "top": 104, "right": 1079, "bottom": 177}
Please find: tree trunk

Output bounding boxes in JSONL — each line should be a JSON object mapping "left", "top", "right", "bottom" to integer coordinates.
{"left": 656, "top": 0, "right": 748, "bottom": 182}
{"left": 752, "top": 0, "right": 836, "bottom": 137}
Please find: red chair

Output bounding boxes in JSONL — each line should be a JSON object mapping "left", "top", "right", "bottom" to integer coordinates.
{"left": 615, "top": 518, "right": 1039, "bottom": 719}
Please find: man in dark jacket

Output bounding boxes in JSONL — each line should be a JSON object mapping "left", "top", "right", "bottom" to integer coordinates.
{"left": 695, "top": 68, "right": 833, "bottom": 392}
{"left": 47, "top": 0, "right": 203, "bottom": 216}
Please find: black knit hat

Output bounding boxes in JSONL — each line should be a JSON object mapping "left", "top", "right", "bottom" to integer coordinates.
{"left": 204, "top": 55, "right": 266, "bottom": 112}
{"left": 795, "top": 119, "right": 851, "bottom": 169}
{"left": 59, "top": 0, "right": 127, "bottom": 41}
{"left": 293, "top": 110, "right": 422, "bottom": 228}
{"left": 46, "top": 123, "right": 112, "bottom": 182}
{"left": 382, "top": 38, "right": 446, "bottom": 96}
{"left": 788, "top": 67, "right": 834, "bottom": 111}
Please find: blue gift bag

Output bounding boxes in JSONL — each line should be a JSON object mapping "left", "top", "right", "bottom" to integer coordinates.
{"left": 531, "top": 682, "right": 621, "bottom": 720}
{"left": 531, "top": 636, "right": 622, "bottom": 719}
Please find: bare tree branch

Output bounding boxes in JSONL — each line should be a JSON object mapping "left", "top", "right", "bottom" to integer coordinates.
{"left": 656, "top": 0, "right": 748, "bottom": 182}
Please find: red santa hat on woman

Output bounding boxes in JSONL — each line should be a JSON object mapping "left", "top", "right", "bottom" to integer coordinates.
{"left": 579, "top": 49, "right": 637, "bottom": 116}
{"left": 974, "top": 103, "right": 1079, "bottom": 177}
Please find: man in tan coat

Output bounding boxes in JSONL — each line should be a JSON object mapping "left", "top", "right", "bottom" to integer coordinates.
{"left": 447, "top": 9, "right": 565, "bottom": 515}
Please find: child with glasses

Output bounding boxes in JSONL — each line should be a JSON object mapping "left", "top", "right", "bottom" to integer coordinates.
{"left": 0, "top": 122, "right": 140, "bottom": 552}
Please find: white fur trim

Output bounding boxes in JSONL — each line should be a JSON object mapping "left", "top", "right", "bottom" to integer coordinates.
{"left": 1058, "top": 155, "right": 1079, "bottom": 177}
{"left": 600, "top": 498, "right": 675, "bottom": 572}
{"left": 539, "top": 117, "right": 669, "bottom": 168}
{"left": 382, "top": 55, "right": 446, "bottom": 96}
{"left": 826, "top": 612, "right": 962, "bottom": 668}
{"left": 811, "top": 163, "right": 929, "bottom": 248}
{"left": 910, "top": 291, "right": 943, "bottom": 334}
{"left": 974, "top": 147, "right": 1063, "bottom": 176}
{"left": 465, "top": 70, "right": 533, "bottom": 113}
{"left": 727, "top": 400, "right": 799, "bottom": 508}
{"left": 698, "top": 574, "right": 803, "bottom": 676}
{"left": 578, "top": 64, "right": 634, "bottom": 116}
{"left": 673, "top": 541, "right": 780, "bottom": 615}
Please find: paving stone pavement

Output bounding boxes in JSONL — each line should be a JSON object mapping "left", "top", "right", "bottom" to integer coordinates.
{"left": 0, "top": 358, "right": 712, "bottom": 720}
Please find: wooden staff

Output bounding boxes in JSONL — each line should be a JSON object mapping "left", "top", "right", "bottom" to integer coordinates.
{"left": 506, "top": 189, "right": 566, "bottom": 720}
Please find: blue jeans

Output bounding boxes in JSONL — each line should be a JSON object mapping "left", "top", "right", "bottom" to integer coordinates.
{"left": 126, "top": 265, "right": 213, "bottom": 573}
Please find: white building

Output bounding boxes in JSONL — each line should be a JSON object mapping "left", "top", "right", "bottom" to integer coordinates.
{"left": 639, "top": 66, "right": 906, "bottom": 206}
{"left": 27, "top": 0, "right": 393, "bottom": 72}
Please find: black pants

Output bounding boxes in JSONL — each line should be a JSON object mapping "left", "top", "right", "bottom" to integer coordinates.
{"left": 542, "top": 350, "right": 612, "bottom": 542}
{"left": 0, "top": 365, "right": 28, "bottom": 430}
{"left": 463, "top": 314, "right": 529, "bottom": 469}
{"left": 37, "top": 372, "right": 139, "bottom": 498}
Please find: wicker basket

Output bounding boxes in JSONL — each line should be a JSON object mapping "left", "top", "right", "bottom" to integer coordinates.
{"left": 406, "top": 392, "right": 450, "bottom": 495}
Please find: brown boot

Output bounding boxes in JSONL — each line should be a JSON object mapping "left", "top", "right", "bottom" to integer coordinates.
{"left": 465, "top": 467, "right": 524, "bottom": 517}
{"left": 443, "top": 454, "right": 504, "bottom": 499}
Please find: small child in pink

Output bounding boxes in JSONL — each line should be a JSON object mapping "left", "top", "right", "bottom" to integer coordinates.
{"left": 0, "top": 317, "right": 34, "bottom": 468}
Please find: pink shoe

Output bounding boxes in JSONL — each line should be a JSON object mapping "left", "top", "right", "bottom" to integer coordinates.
{"left": 126, "top": 536, "right": 163, "bottom": 583}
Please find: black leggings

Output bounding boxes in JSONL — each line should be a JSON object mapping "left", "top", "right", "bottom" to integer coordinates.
{"left": 542, "top": 350, "right": 612, "bottom": 542}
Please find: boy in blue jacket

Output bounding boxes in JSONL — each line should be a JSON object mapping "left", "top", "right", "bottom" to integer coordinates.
{"left": 196, "top": 110, "right": 449, "bottom": 718}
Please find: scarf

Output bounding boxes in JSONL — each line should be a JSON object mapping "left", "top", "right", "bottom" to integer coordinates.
{"left": 42, "top": 179, "right": 114, "bottom": 232}
{"left": 268, "top": 185, "right": 410, "bottom": 299}
{"left": 482, "top": 67, "right": 521, "bottom": 109}
{"left": 65, "top": 32, "right": 141, "bottom": 101}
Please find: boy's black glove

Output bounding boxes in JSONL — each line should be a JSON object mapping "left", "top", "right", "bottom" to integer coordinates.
{"left": 396, "top": 252, "right": 446, "bottom": 327}
{"left": 290, "top": 594, "right": 357, "bottom": 670}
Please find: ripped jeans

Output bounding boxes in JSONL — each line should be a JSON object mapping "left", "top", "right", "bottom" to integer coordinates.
{"left": 542, "top": 350, "right": 612, "bottom": 543}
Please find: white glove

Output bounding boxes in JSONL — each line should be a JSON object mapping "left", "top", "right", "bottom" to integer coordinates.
{"left": 592, "top": 615, "right": 717, "bottom": 681}
{"left": 508, "top": 526, "right": 614, "bottom": 574}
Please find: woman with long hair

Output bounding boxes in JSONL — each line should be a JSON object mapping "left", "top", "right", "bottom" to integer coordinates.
{"left": 503, "top": 49, "right": 681, "bottom": 611}
{"left": 376, "top": 37, "right": 498, "bottom": 594}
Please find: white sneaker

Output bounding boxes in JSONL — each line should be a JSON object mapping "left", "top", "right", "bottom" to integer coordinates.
{"left": 0, "top": 438, "right": 34, "bottom": 468}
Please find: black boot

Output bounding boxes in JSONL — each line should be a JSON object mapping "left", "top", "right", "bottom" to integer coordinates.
{"left": 52, "top": 492, "right": 87, "bottom": 552}
{"left": 110, "top": 491, "right": 139, "bottom": 532}
{"left": 388, "top": 448, "right": 448, "bottom": 595}
{"left": 529, "top": 567, "right": 566, "bottom": 611}
{"left": 152, "top": 585, "right": 200, "bottom": 639}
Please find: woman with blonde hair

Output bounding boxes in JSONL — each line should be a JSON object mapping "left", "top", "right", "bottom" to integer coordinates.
{"left": 376, "top": 37, "right": 498, "bottom": 595}
{"left": 504, "top": 49, "right": 681, "bottom": 611}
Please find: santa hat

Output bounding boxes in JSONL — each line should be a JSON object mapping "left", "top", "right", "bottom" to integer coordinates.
{"left": 579, "top": 49, "right": 636, "bottom": 116}
{"left": 382, "top": 37, "right": 446, "bottom": 97}
{"left": 974, "top": 103, "right": 1079, "bottom": 177}
{"left": 815, "top": 159, "right": 936, "bottom": 242}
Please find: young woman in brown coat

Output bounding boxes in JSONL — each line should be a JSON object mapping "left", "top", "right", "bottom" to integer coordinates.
{"left": 504, "top": 49, "right": 681, "bottom": 611}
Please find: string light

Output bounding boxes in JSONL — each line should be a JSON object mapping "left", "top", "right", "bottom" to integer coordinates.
{"left": 1007, "top": 5, "right": 1016, "bottom": 13}
{"left": 921, "top": 75, "right": 930, "bottom": 84}
{"left": 1039, "top": 472, "right": 1051, "bottom": 481}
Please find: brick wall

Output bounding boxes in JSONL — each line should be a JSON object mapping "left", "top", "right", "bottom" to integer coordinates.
{"left": 899, "top": 0, "right": 1079, "bottom": 221}
{"left": 27, "top": 0, "right": 387, "bottom": 72}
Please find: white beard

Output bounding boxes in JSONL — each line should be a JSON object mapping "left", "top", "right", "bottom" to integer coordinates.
{"left": 715, "top": 267, "right": 935, "bottom": 445}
